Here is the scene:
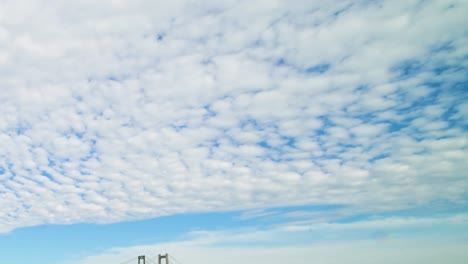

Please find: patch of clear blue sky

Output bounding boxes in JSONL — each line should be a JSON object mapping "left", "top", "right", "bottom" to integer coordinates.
{"left": 275, "top": 57, "right": 331, "bottom": 74}
{"left": 305, "top": 63, "right": 331, "bottom": 74}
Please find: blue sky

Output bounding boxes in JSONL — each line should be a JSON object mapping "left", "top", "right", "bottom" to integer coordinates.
{"left": 0, "top": 0, "right": 467, "bottom": 263}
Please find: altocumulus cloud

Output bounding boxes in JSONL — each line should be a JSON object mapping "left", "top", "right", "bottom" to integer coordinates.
{"left": 0, "top": 0, "right": 467, "bottom": 234}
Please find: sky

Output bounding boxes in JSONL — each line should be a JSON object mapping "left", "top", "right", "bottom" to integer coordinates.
{"left": 0, "top": 0, "right": 467, "bottom": 263}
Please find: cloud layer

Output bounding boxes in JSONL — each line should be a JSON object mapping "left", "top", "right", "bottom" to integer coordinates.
{"left": 0, "top": 0, "right": 467, "bottom": 232}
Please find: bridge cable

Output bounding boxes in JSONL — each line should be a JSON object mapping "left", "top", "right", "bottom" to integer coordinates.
{"left": 119, "top": 256, "right": 138, "bottom": 264}
{"left": 169, "top": 255, "right": 184, "bottom": 264}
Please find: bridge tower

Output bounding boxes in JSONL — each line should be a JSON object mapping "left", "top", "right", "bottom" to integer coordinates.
{"left": 158, "top": 253, "right": 169, "bottom": 264}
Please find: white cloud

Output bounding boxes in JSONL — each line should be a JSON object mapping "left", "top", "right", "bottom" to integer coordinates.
{"left": 0, "top": 0, "right": 467, "bottom": 233}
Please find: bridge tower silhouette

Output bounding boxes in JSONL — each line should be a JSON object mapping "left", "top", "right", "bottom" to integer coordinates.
{"left": 120, "top": 252, "right": 178, "bottom": 264}
{"left": 158, "top": 253, "right": 169, "bottom": 264}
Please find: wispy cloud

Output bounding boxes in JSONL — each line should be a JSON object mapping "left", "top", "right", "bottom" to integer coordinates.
{"left": 69, "top": 213, "right": 468, "bottom": 264}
